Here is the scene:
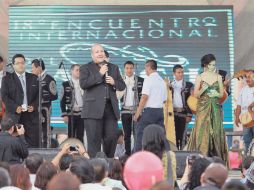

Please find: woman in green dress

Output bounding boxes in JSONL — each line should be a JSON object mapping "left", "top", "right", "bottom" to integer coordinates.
{"left": 187, "top": 54, "right": 228, "bottom": 164}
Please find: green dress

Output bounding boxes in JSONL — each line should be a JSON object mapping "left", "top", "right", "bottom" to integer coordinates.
{"left": 187, "top": 80, "right": 228, "bottom": 163}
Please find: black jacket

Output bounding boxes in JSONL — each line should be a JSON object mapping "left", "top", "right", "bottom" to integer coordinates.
{"left": 0, "top": 132, "right": 28, "bottom": 164}
{"left": 60, "top": 81, "right": 82, "bottom": 116}
{"left": 171, "top": 80, "right": 193, "bottom": 116}
{"left": 120, "top": 75, "right": 144, "bottom": 108}
{"left": 1, "top": 72, "right": 39, "bottom": 114}
{"left": 80, "top": 62, "right": 125, "bottom": 119}
{"left": 40, "top": 73, "right": 58, "bottom": 108}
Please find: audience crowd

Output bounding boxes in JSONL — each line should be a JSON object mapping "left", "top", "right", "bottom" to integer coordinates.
{"left": 0, "top": 117, "right": 252, "bottom": 190}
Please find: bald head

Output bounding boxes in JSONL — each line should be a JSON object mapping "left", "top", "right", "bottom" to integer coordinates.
{"left": 91, "top": 44, "right": 106, "bottom": 64}
{"left": 201, "top": 163, "right": 228, "bottom": 188}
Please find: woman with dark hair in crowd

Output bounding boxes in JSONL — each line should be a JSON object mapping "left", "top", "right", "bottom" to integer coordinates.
{"left": 100, "top": 158, "right": 126, "bottom": 190}
{"left": 108, "top": 158, "right": 123, "bottom": 181}
{"left": 142, "top": 124, "right": 177, "bottom": 186}
{"left": 10, "top": 164, "right": 32, "bottom": 190}
{"left": 90, "top": 158, "right": 126, "bottom": 190}
{"left": 34, "top": 161, "right": 57, "bottom": 190}
{"left": 180, "top": 157, "right": 211, "bottom": 190}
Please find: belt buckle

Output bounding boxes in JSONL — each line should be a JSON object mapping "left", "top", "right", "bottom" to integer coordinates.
{"left": 174, "top": 108, "right": 183, "bottom": 112}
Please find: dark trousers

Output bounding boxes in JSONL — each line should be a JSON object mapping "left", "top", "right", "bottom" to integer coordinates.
{"left": 174, "top": 112, "right": 187, "bottom": 150}
{"left": 84, "top": 101, "right": 118, "bottom": 158}
{"left": 134, "top": 108, "right": 164, "bottom": 152}
{"left": 68, "top": 115, "right": 84, "bottom": 143}
{"left": 121, "top": 113, "right": 134, "bottom": 156}
{"left": 19, "top": 111, "right": 39, "bottom": 148}
{"left": 42, "top": 108, "right": 51, "bottom": 148}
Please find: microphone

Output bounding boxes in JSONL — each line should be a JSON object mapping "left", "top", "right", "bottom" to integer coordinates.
{"left": 58, "top": 60, "right": 63, "bottom": 69}
{"left": 39, "top": 58, "right": 43, "bottom": 66}
{"left": 99, "top": 60, "right": 108, "bottom": 66}
{"left": 100, "top": 60, "right": 108, "bottom": 77}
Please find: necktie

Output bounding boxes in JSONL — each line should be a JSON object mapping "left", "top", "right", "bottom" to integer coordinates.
{"left": 19, "top": 75, "right": 28, "bottom": 106}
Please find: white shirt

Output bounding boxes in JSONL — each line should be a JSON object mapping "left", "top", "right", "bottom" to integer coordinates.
{"left": 142, "top": 72, "right": 167, "bottom": 108}
{"left": 124, "top": 75, "right": 135, "bottom": 107}
{"left": 0, "top": 70, "right": 3, "bottom": 89}
{"left": 72, "top": 77, "right": 83, "bottom": 111}
{"left": 15, "top": 71, "right": 26, "bottom": 85}
{"left": 30, "top": 174, "right": 40, "bottom": 190}
{"left": 172, "top": 79, "right": 183, "bottom": 108}
{"left": 15, "top": 71, "right": 28, "bottom": 106}
{"left": 237, "top": 85, "right": 254, "bottom": 113}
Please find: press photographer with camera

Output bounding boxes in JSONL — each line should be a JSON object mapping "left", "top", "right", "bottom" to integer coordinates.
{"left": 0, "top": 116, "right": 28, "bottom": 164}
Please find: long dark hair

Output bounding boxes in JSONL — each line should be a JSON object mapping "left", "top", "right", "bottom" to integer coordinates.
{"left": 142, "top": 124, "right": 168, "bottom": 159}
{"left": 201, "top": 54, "right": 216, "bottom": 68}
{"left": 108, "top": 158, "right": 123, "bottom": 181}
{"left": 185, "top": 158, "right": 211, "bottom": 190}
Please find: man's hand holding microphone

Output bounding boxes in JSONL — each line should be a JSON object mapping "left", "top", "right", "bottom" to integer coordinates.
{"left": 99, "top": 62, "right": 115, "bottom": 86}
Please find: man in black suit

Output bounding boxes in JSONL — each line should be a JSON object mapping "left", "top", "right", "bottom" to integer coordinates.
{"left": 1, "top": 54, "right": 39, "bottom": 147}
{"left": 80, "top": 44, "right": 126, "bottom": 158}
{"left": 31, "top": 59, "right": 58, "bottom": 148}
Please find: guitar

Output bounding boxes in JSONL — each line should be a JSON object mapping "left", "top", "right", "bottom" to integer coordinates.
{"left": 187, "top": 70, "right": 247, "bottom": 114}
{"left": 163, "top": 77, "right": 176, "bottom": 146}
{"left": 240, "top": 103, "right": 254, "bottom": 128}
{"left": 219, "top": 70, "right": 247, "bottom": 104}
{"left": 240, "top": 111, "right": 254, "bottom": 128}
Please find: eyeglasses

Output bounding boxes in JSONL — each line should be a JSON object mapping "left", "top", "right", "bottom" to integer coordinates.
{"left": 14, "top": 61, "right": 25, "bottom": 65}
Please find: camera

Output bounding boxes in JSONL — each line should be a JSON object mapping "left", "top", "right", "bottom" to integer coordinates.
{"left": 13, "top": 124, "right": 22, "bottom": 133}
{"left": 70, "top": 145, "right": 77, "bottom": 151}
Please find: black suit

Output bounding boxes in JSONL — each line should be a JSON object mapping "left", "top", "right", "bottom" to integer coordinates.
{"left": 1, "top": 72, "right": 39, "bottom": 147}
{"left": 80, "top": 61, "right": 125, "bottom": 157}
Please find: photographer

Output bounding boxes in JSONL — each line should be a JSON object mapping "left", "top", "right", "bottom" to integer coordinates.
{"left": 52, "top": 143, "right": 89, "bottom": 169}
{"left": 0, "top": 116, "right": 28, "bottom": 164}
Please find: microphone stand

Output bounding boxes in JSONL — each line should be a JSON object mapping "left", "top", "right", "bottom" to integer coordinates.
{"left": 60, "top": 61, "right": 75, "bottom": 139}
{"left": 132, "top": 63, "right": 138, "bottom": 133}
{"left": 38, "top": 69, "right": 43, "bottom": 148}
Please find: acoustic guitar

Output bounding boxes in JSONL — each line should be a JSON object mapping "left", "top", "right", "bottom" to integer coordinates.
{"left": 163, "top": 77, "right": 176, "bottom": 145}
{"left": 240, "top": 102, "right": 254, "bottom": 128}
{"left": 240, "top": 111, "right": 254, "bottom": 128}
{"left": 187, "top": 70, "right": 247, "bottom": 114}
